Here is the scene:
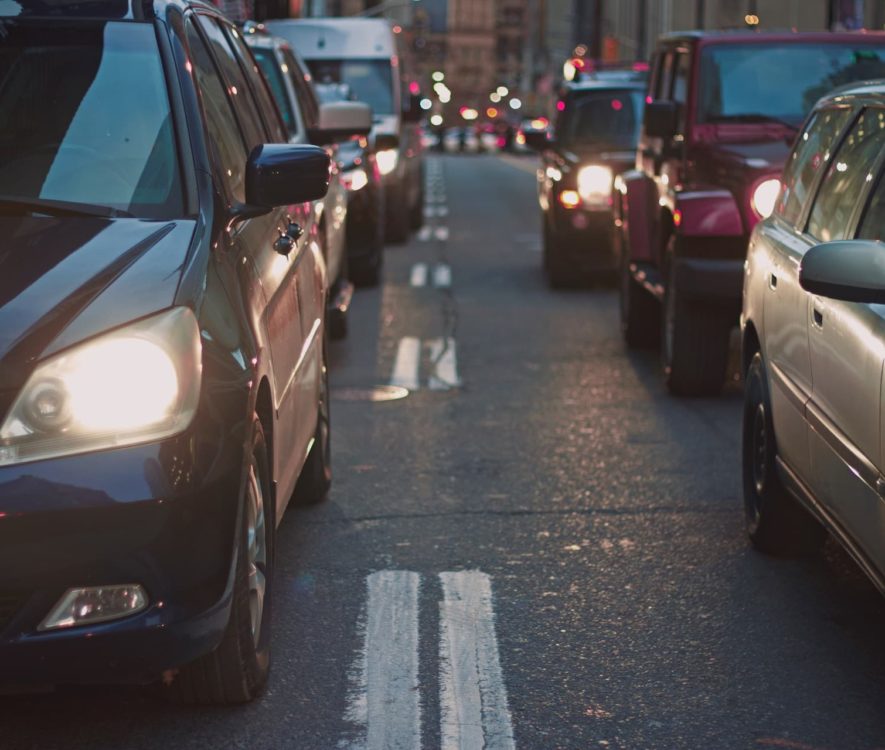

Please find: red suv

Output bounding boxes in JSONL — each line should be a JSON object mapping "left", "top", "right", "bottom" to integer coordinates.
{"left": 615, "top": 32, "right": 885, "bottom": 395}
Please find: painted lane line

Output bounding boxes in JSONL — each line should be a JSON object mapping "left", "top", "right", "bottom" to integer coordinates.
{"left": 417, "top": 225, "right": 433, "bottom": 242}
{"left": 434, "top": 226, "right": 450, "bottom": 241}
{"left": 439, "top": 571, "right": 515, "bottom": 750}
{"left": 340, "top": 571, "right": 422, "bottom": 750}
{"left": 391, "top": 337, "right": 421, "bottom": 390}
{"left": 410, "top": 263, "right": 428, "bottom": 287}
{"left": 423, "top": 206, "right": 450, "bottom": 218}
{"left": 433, "top": 264, "right": 452, "bottom": 289}
{"left": 428, "top": 337, "right": 461, "bottom": 391}
{"left": 436, "top": 206, "right": 450, "bottom": 217}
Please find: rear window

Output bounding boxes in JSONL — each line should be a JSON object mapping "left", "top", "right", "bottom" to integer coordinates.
{"left": 557, "top": 90, "right": 644, "bottom": 150}
{"left": 305, "top": 58, "right": 393, "bottom": 115}
{"left": 0, "top": 22, "right": 183, "bottom": 219}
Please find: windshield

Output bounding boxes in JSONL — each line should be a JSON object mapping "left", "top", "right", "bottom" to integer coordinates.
{"left": 305, "top": 58, "right": 393, "bottom": 115}
{"left": 251, "top": 48, "right": 298, "bottom": 137}
{"left": 558, "top": 90, "right": 644, "bottom": 149}
{"left": 699, "top": 43, "right": 885, "bottom": 127}
{"left": 0, "top": 22, "right": 183, "bottom": 219}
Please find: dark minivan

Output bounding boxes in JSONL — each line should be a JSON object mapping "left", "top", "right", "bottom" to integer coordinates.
{"left": 0, "top": 0, "right": 349, "bottom": 703}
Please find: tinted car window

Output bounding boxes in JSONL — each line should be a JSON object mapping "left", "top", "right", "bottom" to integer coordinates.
{"left": 224, "top": 25, "right": 287, "bottom": 143}
{"left": 859, "top": 170, "right": 885, "bottom": 242}
{"left": 558, "top": 90, "right": 644, "bottom": 150}
{"left": 807, "top": 108, "right": 885, "bottom": 242}
{"left": 186, "top": 21, "right": 248, "bottom": 203}
{"left": 284, "top": 49, "right": 320, "bottom": 129}
{"left": 672, "top": 51, "right": 690, "bottom": 131}
{"left": 198, "top": 16, "right": 265, "bottom": 149}
{"left": 699, "top": 44, "right": 885, "bottom": 127}
{"left": 776, "top": 107, "right": 853, "bottom": 225}
{"left": 306, "top": 58, "right": 392, "bottom": 115}
{"left": 252, "top": 47, "right": 297, "bottom": 137}
{"left": 0, "top": 22, "right": 183, "bottom": 219}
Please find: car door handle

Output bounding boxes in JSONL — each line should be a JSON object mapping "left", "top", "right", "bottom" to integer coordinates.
{"left": 812, "top": 307, "right": 823, "bottom": 328}
{"left": 273, "top": 234, "right": 294, "bottom": 256}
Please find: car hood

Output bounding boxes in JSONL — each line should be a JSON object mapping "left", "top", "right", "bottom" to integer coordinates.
{"left": 0, "top": 216, "right": 196, "bottom": 392}
{"left": 699, "top": 138, "right": 792, "bottom": 172}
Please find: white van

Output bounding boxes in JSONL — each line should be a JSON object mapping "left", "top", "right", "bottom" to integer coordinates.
{"left": 267, "top": 17, "right": 424, "bottom": 243}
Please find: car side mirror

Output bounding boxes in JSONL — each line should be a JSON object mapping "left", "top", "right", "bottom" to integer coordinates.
{"left": 799, "top": 240, "right": 885, "bottom": 304}
{"left": 245, "top": 144, "right": 330, "bottom": 208}
{"left": 309, "top": 102, "right": 373, "bottom": 145}
{"left": 644, "top": 100, "right": 678, "bottom": 140}
{"left": 523, "top": 130, "right": 551, "bottom": 151}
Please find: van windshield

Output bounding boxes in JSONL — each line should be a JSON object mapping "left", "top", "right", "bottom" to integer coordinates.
{"left": 699, "top": 43, "right": 885, "bottom": 127}
{"left": 0, "top": 21, "right": 183, "bottom": 219}
{"left": 305, "top": 58, "right": 393, "bottom": 115}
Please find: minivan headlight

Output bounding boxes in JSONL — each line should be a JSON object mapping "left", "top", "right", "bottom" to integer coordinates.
{"left": 0, "top": 307, "right": 201, "bottom": 466}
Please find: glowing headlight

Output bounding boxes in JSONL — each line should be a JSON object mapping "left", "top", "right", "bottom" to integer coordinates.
{"left": 577, "top": 165, "right": 613, "bottom": 204}
{"left": 752, "top": 178, "right": 780, "bottom": 219}
{"left": 343, "top": 167, "right": 369, "bottom": 192}
{"left": 0, "top": 307, "right": 201, "bottom": 466}
{"left": 376, "top": 148, "right": 399, "bottom": 176}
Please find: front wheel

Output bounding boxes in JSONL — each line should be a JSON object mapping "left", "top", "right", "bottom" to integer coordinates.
{"left": 167, "top": 417, "right": 274, "bottom": 704}
{"left": 543, "top": 219, "right": 570, "bottom": 289}
{"left": 742, "top": 352, "right": 824, "bottom": 556}
{"left": 661, "top": 257, "right": 730, "bottom": 396}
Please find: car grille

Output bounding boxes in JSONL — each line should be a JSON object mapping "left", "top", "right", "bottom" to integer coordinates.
{"left": 0, "top": 593, "right": 26, "bottom": 632}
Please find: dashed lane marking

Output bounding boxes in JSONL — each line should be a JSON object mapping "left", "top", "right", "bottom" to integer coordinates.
{"left": 432, "top": 264, "right": 451, "bottom": 289}
{"left": 417, "top": 226, "right": 433, "bottom": 242}
{"left": 390, "top": 337, "right": 421, "bottom": 391}
{"left": 439, "top": 571, "right": 515, "bottom": 750}
{"left": 410, "top": 263, "right": 428, "bottom": 287}
{"left": 434, "top": 226, "right": 449, "bottom": 241}
{"left": 428, "top": 337, "right": 461, "bottom": 391}
{"left": 339, "top": 571, "right": 421, "bottom": 750}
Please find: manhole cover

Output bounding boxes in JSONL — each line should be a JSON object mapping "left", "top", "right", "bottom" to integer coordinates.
{"left": 332, "top": 385, "right": 409, "bottom": 402}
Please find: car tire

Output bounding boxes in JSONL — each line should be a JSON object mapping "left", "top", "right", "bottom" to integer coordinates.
{"left": 410, "top": 181, "right": 424, "bottom": 231}
{"left": 743, "top": 351, "right": 825, "bottom": 556}
{"left": 293, "top": 340, "right": 332, "bottom": 506}
{"left": 351, "top": 253, "right": 381, "bottom": 288}
{"left": 619, "top": 248, "right": 659, "bottom": 349}
{"left": 167, "top": 417, "right": 274, "bottom": 705}
{"left": 386, "top": 187, "right": 410, "bottom": 244}
{"left": 543, "top": 219, "right": 570, "bottom": 289}
{"left": 661, "top": 254, "right": 730, "bottom": 396}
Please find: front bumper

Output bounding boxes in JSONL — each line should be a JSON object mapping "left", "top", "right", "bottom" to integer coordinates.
{"left": 0, "top": 433, "right": 242, "bottom": 687}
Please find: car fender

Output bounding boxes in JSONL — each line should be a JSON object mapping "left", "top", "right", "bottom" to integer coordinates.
{"left": 673, "top": 188, "right": 743, "bottom": 238}
{"left": 614, "top": 170, "right": 657, "bottom": 263}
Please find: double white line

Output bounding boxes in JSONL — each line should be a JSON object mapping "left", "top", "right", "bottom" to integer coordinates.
{"left": 410, "top": 263, "right": 452, "bottom": 289}
{"left": 341, "top": 571, "right": 515, "bottom": 750}
{"left": 390, "top": 337, "right": 461, "bottom": 392}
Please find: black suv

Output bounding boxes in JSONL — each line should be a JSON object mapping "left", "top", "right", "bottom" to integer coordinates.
{"left": 0, "top": 0, "right": 340, "bottom": 703}
{"left": 529, "top": 79, "right": 646, "bottom": 287}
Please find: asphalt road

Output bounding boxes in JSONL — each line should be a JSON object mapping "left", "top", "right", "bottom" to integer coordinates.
{"left": 3, "top": 154, "right": 885, "bottom": 750}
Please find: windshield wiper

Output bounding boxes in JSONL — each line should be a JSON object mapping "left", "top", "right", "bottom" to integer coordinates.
{"left": 0, "top": 196, "right": 134, "bottom": 219}
{"left": 709, "top": 114, "right": 799, "bottom": 131}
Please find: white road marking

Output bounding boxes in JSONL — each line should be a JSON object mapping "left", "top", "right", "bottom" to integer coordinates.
{"left": 434, "top": 226, "right": 450, "bottom": 241}
{"left": 417, "top": 225, "right": 433, "bottom": 242}
{"left": 428, "top": 337, "right": 461, "bottom": 390}
{"left": 391, "top": 337, "right": 421, "bottom": 390}
{"left": 433, "top": 264, "right": 452, "bottom": 289}
{"left": 439, "top": 571, "right": 515, "bottom": 750}
{"left": 410, "top": 263, "right": 428, "bottom": 287}
{"left": 424, "top": 206, "right": 450, "bottom": 218}
{"left": 428, "top": 194, "right": 447, "bottom": 204}
{"left": 340, "top": 571, "right": 422, "bottom": 750}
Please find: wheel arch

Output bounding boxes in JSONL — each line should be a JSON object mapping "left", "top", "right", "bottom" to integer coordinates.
{"left": 742, "top": 320, "right": 762, "bottom": 378}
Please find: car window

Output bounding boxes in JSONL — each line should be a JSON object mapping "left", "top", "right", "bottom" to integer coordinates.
{"left": 197, "top": 16, "right": 265, "bottom": 150}
{"left": 807, "top": 107, "right": 885, "bottom": 242}
{"left": 224, "top": 25, "right": 287, "bottom": 143}
{"left": 858, "top": 169, "right": 885, "bottom": 242}
{"left": 655, "top": 50, "right": 675, "bottom": 100}
{"left": 557, "top": 90, "right": 644, "bottom": 150}
{"left": 0, "top": 22, "right": 184, "bottom": 219}
{"left": 672, "top": 51, "right": 690, "bottom": 131}
{"left": 186, "top": 20, "right": 248, "bottom": 203}
{"left": 251, "top": 46, "right": 298, "bottom": 138}
{"left": 283, "top": 49, "right": 320, "bottom": 129}
{"left": 776, "top": 106, "right": 853, "bottom": 225}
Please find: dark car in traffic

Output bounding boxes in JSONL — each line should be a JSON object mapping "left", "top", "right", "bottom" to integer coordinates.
{"left": 529, "top": 80, "right": 645, "bottom": 286}
{"left": 0, "top": 0, "right": 338, "bottom": 702}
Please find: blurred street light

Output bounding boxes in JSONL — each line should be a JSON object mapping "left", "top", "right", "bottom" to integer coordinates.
{"left": 509, "top": 97, "right": 522, "bottom": 110}
{"left": 432, "top": 71, "right": 445, "bottom": 82}
{"left": 490, "top": 92, "right": 502, "bottom": 103}
{"left": 496, "top": 86, "right": 509, "bottom": 97}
